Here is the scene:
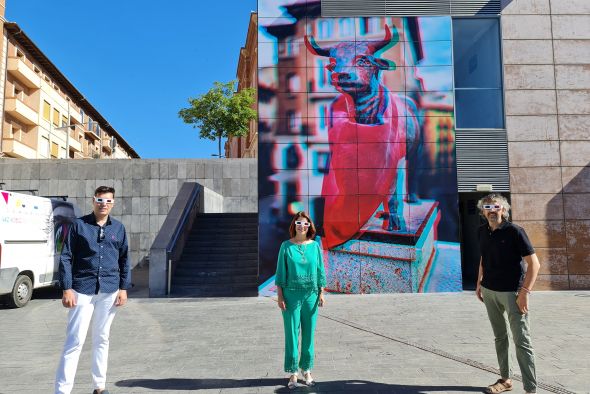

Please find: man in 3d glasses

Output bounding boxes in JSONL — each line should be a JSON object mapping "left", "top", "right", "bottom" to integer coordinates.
{"left": 476, "top": 193, "right": 540, "bottom": 394}
{"left": 55, "top": 186, "right": 130, "bottom": 394}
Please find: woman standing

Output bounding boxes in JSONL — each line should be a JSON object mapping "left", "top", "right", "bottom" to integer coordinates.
{"left": 275, "top": 211, "right": 327, "bottom": 389}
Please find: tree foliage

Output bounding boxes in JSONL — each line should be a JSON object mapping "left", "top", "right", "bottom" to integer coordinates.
{"left": 178, "top": 80, "right": 256, "bottom": 156}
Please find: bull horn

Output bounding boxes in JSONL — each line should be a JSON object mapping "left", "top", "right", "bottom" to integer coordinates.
{"left": 370, "top": 24, "right": 399, "bottom": 53}
{"left": 304, "top": 35, "right": 331, "bottom": 57}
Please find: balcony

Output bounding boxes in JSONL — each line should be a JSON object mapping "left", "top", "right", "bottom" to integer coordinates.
{"left": 102, "top": 144, "right": 112, "bottom": 154}
{"left": 69, "top": 137, "right": 82, "bottom": 152}
{"left": 5, "top": 97, "right": 38, "bottom": 125}
{"left": 84, "top": 127, "right": 101, "bottom": 141}
{"left": 7, "top": 57, "right": 41, "bottom": 89}
{"left": 2, "top": 137, "right": 37, "bottom": 158}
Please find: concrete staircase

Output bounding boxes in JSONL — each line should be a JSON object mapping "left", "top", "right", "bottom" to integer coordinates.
{"left": 171, "top": 213, "right": 258, "bottom": 297}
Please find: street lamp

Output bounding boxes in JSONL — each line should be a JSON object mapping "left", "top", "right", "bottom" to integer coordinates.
{"left": 211, "top": 154, "right": 225, "bottom": 158}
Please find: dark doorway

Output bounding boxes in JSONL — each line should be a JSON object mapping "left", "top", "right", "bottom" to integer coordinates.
{"left": 458, "top": 192, "right": 511, "bottom": 290}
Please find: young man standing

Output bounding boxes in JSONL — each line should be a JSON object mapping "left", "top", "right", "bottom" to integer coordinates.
{"left": 476, "top": 193, "right": 540, "bottom": 394}
{"left": 55, "top": 186, "right": 130, "bottom": 394}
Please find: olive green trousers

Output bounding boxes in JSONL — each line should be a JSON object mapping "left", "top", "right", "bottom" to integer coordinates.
{"left": 482, "top": 286, "right": 537, "bottom": 393}
{"left": 281, "top": 289, "right": 319, "bottom": 373}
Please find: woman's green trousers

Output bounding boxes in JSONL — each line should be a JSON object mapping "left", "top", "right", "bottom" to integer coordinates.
{"left": 281, "top": 289, "right": 319, "bottom": 373}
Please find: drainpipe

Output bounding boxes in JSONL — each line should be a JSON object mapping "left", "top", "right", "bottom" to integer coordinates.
{"left": 0, "top": 23, "right": 10, "bottom": 156}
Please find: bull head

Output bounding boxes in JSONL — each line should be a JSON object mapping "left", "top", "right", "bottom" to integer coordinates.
{"left": 304, "top": 24, "right": 399, "bottom": 94}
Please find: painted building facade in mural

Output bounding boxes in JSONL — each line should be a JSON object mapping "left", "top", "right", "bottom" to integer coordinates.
{"left": 258, "top": 0, "right": 461, "bottom": 295}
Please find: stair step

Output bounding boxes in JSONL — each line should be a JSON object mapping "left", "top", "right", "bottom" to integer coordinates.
{"left": 176, "top": 259, "right": 257, "bottom": 267}
{"left": 171, "top": 284, "right": 258, "bottom": 297}
{"left": 172, "top": 274, "right": 258, "bottom": 285}
{"left": 181, "top": 248, "right": 257, "bottom": 255}
{"left": 184, "top": 240, "right": 258, "bottom": 247}
{"left": 179, "top": 252, "right": 258, "bottom": 260}
{"left": 174, "top": 266, "right": 258, "bottom": 276}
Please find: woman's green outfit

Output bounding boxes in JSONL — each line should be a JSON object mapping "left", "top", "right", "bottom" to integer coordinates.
{"left": 275, "top": 240, "right": 327, "bottom": 373}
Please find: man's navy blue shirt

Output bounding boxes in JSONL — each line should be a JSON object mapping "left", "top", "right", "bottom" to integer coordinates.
{"left": 59, "top": 213, "right": 130, "bottom": 295}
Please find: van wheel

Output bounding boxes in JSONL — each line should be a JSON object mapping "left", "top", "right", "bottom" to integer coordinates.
{"left": 8, "top": 275, "right": 33, "bottom": 308}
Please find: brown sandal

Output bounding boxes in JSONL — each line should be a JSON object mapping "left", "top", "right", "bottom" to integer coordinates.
{"left": 485, "top": 379, "right": 513, "bottom": 394}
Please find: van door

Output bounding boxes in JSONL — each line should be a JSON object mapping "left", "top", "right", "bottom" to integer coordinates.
{"left": 47, "top": 200, "right": 78, "bottom": 283}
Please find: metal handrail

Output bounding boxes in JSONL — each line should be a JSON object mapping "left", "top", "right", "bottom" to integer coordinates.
{"left": 149, "top": 182, "right": 202, "bottom": 296}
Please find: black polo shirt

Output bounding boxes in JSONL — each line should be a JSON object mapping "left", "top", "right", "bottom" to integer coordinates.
{"left": 478, "top": 221, "right": 535, "bottom": 292}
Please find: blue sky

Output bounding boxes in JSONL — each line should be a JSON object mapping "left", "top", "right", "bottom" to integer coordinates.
{"left": 6, "top": 0, "right": 256, "bottom": 158}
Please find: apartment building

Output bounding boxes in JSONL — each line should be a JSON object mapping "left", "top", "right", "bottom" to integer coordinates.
{"left": 0, "top": 6, "right": 138, "bottom": 159}
{"left": 225, "top": 12, "right": 258, "bottom": 158}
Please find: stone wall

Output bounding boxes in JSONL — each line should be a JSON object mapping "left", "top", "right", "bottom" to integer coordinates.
{"left": 0, "top": 158, "right": 258, "bottom": 268}
{"left": 502, "top": 0, "right": 590, "bottom": 289}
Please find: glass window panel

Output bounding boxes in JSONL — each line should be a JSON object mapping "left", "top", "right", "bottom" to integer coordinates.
{"left": 455, "top": 89, "right": 504, "bottom": 129}
{"left": 453, "top": 18, "right": 502, "bottom": 89}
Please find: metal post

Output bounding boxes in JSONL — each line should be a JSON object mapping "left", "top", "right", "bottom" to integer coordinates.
{"left": 167, "top": 259, "right": 172, "bottom": 296}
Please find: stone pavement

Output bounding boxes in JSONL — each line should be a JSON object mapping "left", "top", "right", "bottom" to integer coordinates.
{"left": 1, "top": 282, "right": 588, "bottom": 394}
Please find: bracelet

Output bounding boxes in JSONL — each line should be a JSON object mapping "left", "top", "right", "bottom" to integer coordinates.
{"left": 521, "top": 286, "right": 531, "bottom": 294}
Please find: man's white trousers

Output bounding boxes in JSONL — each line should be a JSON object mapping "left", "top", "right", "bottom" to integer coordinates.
{"left": 55, "top": 290, "right": 118, "bottom": 394}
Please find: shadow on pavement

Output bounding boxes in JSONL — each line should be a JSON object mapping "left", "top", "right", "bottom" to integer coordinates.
{"left": 116, "top": 378, "right": 484, "bottom": 393}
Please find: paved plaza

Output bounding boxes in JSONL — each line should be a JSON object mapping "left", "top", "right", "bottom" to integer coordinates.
{"left": 1, "top": 273, "right": 588, "bottom": 394}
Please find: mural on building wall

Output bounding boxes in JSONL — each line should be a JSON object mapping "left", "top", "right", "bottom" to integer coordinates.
{"left": 258, "top": 0, "right": 462, "bottom": 295}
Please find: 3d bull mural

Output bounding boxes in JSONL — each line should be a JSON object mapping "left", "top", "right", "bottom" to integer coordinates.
{"left": 304, "top": 25, "right": 422, "bottom": 248}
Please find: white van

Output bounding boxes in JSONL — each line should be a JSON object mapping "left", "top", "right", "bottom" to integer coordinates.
{"left": 0, "top": 191, "right": 78, "bottom": 307}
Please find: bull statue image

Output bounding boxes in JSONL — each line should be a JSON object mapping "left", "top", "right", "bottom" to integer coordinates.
{"left": 305, "top": 24, "right": 422, "bottom": 249}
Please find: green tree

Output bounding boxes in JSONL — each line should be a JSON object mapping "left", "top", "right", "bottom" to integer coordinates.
{"left": 178, "top": 80, "right": 256, "bottom": 158}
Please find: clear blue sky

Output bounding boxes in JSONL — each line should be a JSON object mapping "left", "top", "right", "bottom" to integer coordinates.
{"left": 6, "top": 0, "right": 257, "bottom": 158}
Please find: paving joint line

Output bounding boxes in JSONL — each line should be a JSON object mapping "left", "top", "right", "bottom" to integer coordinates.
{"left": 319, "top": 313, "right": 576, "bottom": 394}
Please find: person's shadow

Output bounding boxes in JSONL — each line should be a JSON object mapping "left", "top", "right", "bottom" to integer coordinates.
{"left": 116, "top": 378, "right": 484, "bottom": 393}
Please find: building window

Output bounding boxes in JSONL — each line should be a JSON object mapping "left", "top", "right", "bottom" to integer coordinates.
{"left": 318, "top": 20, "right": 333, "bottom": 39}
{"left": 52, "top": 108, "right": 60, "bottom": 127}
{"left": 317, "top": 103, "right": 328, "bottom": 131}
{"left": 43, "top": 101, "right": 51, "bottom": 121}
{"left": 316, "top": 59, "right": 329, "bottom": 89}
{"left": 287, "top": 110, "right": 301, "bottom": 133}
{"left": 51, "top": 142, "right": 59, "bottom": 158}
{"left": 453, "top": 18, "right": 504, "bottom": 129}
{"left": 315, "top": 151, "right": 330, "bottom": 174}
{"left": 13, "top": 86, "right": 23, "bottom": 101}
{"left": 62, "top": 115, "right": 68, "bottom": 128}
{"left": 339, "top": 18, "right": 354, "bottom": 38}
{"left": 286, "top": 73, "right": 301, "bottom": 93}
{"left": 16, "top": 49, "right": 24, "bottom": 58}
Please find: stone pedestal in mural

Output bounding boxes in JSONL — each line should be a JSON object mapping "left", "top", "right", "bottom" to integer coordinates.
{"left": 324, "top": 200, "right": 439, "bottom": 293}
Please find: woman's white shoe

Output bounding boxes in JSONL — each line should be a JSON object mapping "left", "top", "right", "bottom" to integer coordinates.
{"left": 301, "top": 370, "right": 315, "bottom": 386}
{"left": 287, "top": 373, "right": 298, "bottom": 389}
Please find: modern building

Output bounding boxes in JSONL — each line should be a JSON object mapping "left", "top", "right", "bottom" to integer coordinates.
{"left": 225, "top": 12, "right": 258, "bottom": 159}
{"left": 0, "top": 2, "right": 139, "bottom": 159}
{"left": 257, "top": 0, "right": 590, "bottom": 292}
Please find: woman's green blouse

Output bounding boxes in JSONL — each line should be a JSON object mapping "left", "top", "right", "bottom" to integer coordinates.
{"left": 275, "top": 240, "right": 327, "bottom": 291}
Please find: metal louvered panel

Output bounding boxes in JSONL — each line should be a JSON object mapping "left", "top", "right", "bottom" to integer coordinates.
{"left": 321, "top": 0, "right": 502, "bottom": 16}
{"left": 321, "top": 0, "right": 386, "bottom": 16}
{"left": 386, "top": 0, "right": 450, "bottom": 16}
{"left": 451, "top": 0, "right": 502, "bottom": 15}
{"left": 455, "top": 129, "right": 510, "bottom": 192}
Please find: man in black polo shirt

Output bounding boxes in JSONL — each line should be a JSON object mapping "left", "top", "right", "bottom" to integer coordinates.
{"left": 476, "top": 193, "right": 540, "bottom": 394}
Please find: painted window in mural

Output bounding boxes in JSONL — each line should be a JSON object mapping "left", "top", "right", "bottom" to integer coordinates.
{"left": 258, "top": 0, "right": 462, "bottom": 295}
